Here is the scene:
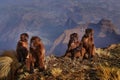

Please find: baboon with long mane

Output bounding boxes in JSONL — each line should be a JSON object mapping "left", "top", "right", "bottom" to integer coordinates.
{"left": 64, "top": 33, "right": 86, "bottom": 60}
{"left": 30, "top": 36, "right": 45, "bottom": 71}
{"left": 16, "top": 33, "right": 29, "bottom": 63}
{"left": 81, "top": 28, "right": 95, "bottom": 60}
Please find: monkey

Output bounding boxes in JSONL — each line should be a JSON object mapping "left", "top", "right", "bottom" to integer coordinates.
{"left": 81, "top": 28, "right": 95, "bottom": 60}
{"left": 68, "top": 33, "right": 80, "bottom": 50}
{"left": 16, "top": 33, "right": 29, "bottom": 63}
{"left": 64, "top": 33, "right": 80, "bottom": 57}
{"left": 64, "top": 33, "right": 86, "bottom": 60}
{"left": 30, "top": 36, "right": 45, "bottom": 71}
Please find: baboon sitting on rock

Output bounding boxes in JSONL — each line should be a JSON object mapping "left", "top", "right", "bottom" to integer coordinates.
{"left": 81, "top": 28, "right": 95, "bottom": 60}
{"left": 64, "top": 33, "right": 86, "bottom": 60}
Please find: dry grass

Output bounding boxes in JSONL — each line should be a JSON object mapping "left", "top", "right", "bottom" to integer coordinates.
{"left": 0, "top": 56, "right": 13, "bottom": 79}
{"left": 96, "top": 48, "right": 111, "bottom": 58}
{"left": 0, "top": 50, "right": 19, "bottom": 69}
{"left": 0, "top": 50, "right": 17, "bottom": 61}
{"left": 0, "top": 50, "right": 20, "bottom": 80}
{"left": 15, "top": 44, "right": 120, "bottom": 80}
{"left": 95, "top": 45, "right": 120, "bottom": 80}
{"left": 51, "top": 68, "right": 62, "bottom": 77}
{"left": 0, "top": 44, "right": 120, "bottom": 80}
{"left": 96, "top": 62, "right": 120, "bottom": 80}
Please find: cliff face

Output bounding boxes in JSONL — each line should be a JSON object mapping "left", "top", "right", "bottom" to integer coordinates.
{"left": 89, "top": 19, "right": 120, "bottom": 48}
{"left": 0, "top": 0, "right": 120, "bottom": 53}
{"left": 49, "top": 19, "right": 120, "bottom": 56}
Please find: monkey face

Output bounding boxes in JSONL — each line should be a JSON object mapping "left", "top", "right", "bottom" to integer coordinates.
{"left": 85, "top": 29, "right": 94, "bottom": 37}
{"left": 30, "top": 36, "right": 41, "bottom": 48}
{"left": 20, "top": 33, "right": 29, "bottom": 42}
{"left": 20, "top": 35, "right": 28, "bottom": 41}
{"left": 33, "top": 39, "right": 40, "bottom": 47}
{"left": 72, "top": 37, "right": 78, "bottom": 43}
{"left": 70, "top": 33, "right": 79, "bottom": 43}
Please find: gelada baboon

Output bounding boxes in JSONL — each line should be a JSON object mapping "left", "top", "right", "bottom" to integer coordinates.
{"left": 16, "top": 33, "right": 29, "bottom": 63}
{"left": 64, "top": 33, "right": 85, "bottom": 60}
{"left": 81, "top": 28, "right": 95, "bottom": 60}
{"left": 68, "top": 33, "right": 80, "bottom": 50}
{"left": 30, "top": 36, "right": 45, "bottom": 71}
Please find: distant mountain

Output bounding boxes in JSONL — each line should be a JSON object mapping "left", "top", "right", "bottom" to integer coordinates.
{"left": 64, "top": 18, "right": 78, "bottom": 29}
{"left": 49, "top": 19, "right": 120, "bottom": 56}
{"left": 0, "top": 0, "right": 120, "bottom": 55}
{"left": 89, "top": 19, "right": 120, "bottom": 47}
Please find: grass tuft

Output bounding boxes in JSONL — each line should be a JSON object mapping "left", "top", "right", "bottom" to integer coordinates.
{"left": 0, "top": 56, "right": 13, "bottom": 78}
{"left": 51, "top": 68, "right": 62, "bottom": 77}
{"left": 96, "top": 62, "right": 120, "bottom": 80}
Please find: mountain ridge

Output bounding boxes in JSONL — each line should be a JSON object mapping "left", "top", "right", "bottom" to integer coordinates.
{"left": 49, "top": 19, "right": 120, "bottom": 56}
{"left": 0, "top": 1, "right": 120, "bottom": 54}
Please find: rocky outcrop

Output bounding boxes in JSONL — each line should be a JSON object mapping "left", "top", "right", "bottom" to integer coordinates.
{"left": 16, "top": 43, "right": 120, "bottom": 80}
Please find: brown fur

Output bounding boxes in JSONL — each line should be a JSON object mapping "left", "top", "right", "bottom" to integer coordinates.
{"left": 74, "top": 47, "right": 86, "bottom": 59}
{"left": 16, "top": 33, "right": 29, "bottom": 63}
{"left": 25, "top": 53, "right": 35, "bottom": 72}
{"left": 30, "top": 36, "right": 45, "bottom": 71}
{"left": 64, "top": 33, "right": 79, "bottom": 57}
{"left": 81, "top": 28, "right": 95, "bottom": 59}
{"left": 64, "top": 33, "right": 86, "bottom": 60}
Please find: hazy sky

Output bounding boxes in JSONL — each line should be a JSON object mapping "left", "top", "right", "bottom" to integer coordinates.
{"left": 0, "top": 0, "right": 120, "bottom": 52}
